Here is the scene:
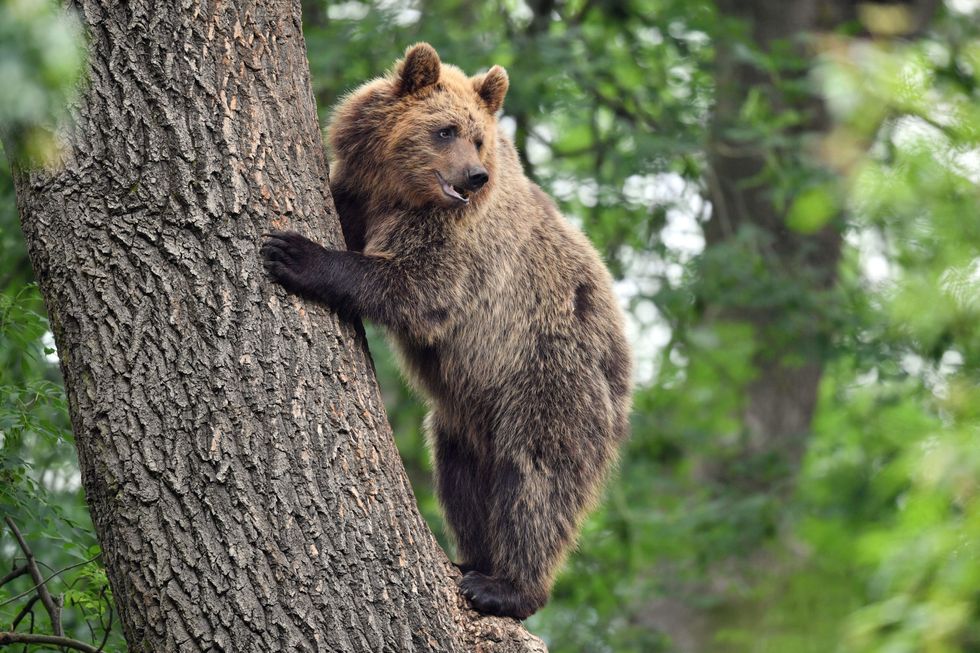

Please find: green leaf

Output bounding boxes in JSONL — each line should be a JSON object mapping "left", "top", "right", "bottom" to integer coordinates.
{"left": 787, "top": 184, "right": 837, "bottom": 234}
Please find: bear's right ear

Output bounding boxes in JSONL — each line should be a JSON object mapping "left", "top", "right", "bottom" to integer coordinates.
{"left": 396, "top": 43, "right": 441, "bottom": 96}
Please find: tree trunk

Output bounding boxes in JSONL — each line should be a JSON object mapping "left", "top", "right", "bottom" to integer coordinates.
{"left": 644, "top": 3, "right": 941, "bottom": 650}
{"left": 706, "top": 0, "right": 844, "bottom": 484}
{"left": 11, "top": 1, "right": 545, "bottom": 651}
{"left": 706, "top": 0, "right": 939, "bottom": 490}
{"left": 644, "top": 5, "right": 845, "bottom": 650}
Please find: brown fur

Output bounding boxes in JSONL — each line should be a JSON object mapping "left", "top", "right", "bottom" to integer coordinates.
{"left": 262, "top": 43, "right": 632, "bottom": 620}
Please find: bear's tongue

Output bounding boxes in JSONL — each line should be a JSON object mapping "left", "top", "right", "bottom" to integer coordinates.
{"left": 436, "top": 172, "right": 469, "bottom": 204}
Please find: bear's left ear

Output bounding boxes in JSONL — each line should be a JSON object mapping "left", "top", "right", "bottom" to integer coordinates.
{"left": 397, "top": 43, "right": 441, "bottom": 96}
{"left": 473, "top": 65, "right": 509, "bottom": 114}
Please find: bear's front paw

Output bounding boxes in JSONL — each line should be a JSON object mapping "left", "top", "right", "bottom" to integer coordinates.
{"left": 261, "top": 231, "right": 331, "bottom": 299}
{"left": 458, "top": 572, "right": 543, "bottom": 620}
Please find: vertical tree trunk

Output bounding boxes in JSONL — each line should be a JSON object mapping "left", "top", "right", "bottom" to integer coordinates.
{"left": 706, "top": 0, "right": 843, "bottom": 483}
{"left": 644, "top": 5, "right": 846, "bottom": 650}
{"left": 646, "top": 3, "right": 940, "bottom": 650}
{"left": 706, "top": 0, "right": 939, "bottom": 489}
{"left": 11, "top": 1, "right": 545, "bottom": 651}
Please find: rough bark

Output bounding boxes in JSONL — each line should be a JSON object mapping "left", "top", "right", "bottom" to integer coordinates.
{"left": 11, "top": 1, "right": 545, "bottom": 651}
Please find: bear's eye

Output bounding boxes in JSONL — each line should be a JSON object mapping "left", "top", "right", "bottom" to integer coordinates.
{"left": 475, "top": 138, "right": 484, "bottom": 151}
{"left": 437, "top": 127, "right": 454, "bottom": 140}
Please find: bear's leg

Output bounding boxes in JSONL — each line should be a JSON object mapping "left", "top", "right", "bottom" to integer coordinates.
{"left": 430, "top": 427, "right": 493, "bottom": 576}
{"left": 459, "top": 454, "right": 585, "bottom": 620}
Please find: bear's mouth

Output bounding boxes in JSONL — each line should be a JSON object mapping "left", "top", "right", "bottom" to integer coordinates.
{"left": 435, "top": 172, "right": 470, "bottom": 204}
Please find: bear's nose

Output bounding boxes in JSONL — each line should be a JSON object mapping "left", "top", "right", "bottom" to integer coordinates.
{"left": 466, "top": 167, "right": 489, "bottom": 190}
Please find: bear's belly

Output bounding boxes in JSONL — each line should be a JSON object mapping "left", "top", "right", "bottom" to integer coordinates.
{"left": 390, "top": 311, "right": 527, "bottom": 406}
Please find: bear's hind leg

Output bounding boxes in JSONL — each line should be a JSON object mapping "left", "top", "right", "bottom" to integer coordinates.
{"left": 460, "top": 454, "right": 587, "bottom": 620}
{"left": 431, "top": 426, "right": 493, "bottom": 575}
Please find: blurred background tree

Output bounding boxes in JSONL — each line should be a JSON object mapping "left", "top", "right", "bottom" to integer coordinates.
{"left": 2, "top": 0, "right": 979, "bottom": 651}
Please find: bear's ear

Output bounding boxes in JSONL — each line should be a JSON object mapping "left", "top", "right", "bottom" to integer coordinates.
{"left": 396, "top": 43, "right": 441, "bottom": 96}
{"left": 473, "top": 65, "right": 509, "bottom": 114}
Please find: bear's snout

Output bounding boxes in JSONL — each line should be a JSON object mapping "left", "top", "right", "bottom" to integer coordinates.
{"left": 465, "top": 166, "right": 489, "bottom": 191}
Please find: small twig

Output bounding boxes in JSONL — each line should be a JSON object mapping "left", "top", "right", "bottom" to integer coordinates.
{"left": 3, "top": 517, "right": 63, "bottom": 636}
{"left": 0, "top": 564, "right": 29, "bottom": 588}
{"left": 703, "top": 162, "right": 734, "bottom": 239}
{"left": 83, "top": 605, "right": 97, "bottom": 644}
{"left": 21, "top": 608, "right": 34, "bottom": 653}
{"left": 0, "top": 632, "right": 102, "bottom": 653}
{"left": 0, "top": 553, "right": 100, "bottom": 610}
{"left": 96, "top": 588, "right": 113, "bottom": 652}
{"left": 34, "top": 559, "right": 57, "bottom": 575}
{"left": 10, "top": 594, "right": 39, "bottom": 630}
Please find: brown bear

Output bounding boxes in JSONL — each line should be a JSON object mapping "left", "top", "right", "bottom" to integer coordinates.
{"left": 262, "top": 43, "right": 632, "bottom": 620}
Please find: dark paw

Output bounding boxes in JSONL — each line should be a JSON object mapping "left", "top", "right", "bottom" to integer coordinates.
{"left": 458, "top": 572, "right": 543, "bottom": 620}
{"left": 260, "top": 230, "right": 329, "bottom": 298}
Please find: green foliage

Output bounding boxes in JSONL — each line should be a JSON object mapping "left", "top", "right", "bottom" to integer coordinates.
{"left": 0, "top": 0, "right": 84, "bottom": 163}
{"left": 0, "top": 271, "right": 122, "bottom": 649}
{"left": 787, "top": 184, "right": 838, "bottom": 234}
{"left": 816, "top": 30, "right": 980, "bottom": 653}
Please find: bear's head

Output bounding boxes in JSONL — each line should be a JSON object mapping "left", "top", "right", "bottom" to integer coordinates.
{"left": 329, "top": 43, "right": 509, "bottom": 213}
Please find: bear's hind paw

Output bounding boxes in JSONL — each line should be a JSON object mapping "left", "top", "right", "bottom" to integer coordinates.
{"left": 458, "top": 571, "right": 543, "bottom": 620}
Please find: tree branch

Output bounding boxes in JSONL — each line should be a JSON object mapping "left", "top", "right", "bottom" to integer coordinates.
{"left": 3, "top": 517, "right": 62, "bottom": 636}
{"left": 10, "top": 593, "right": 39, "bottom": 631}
{"left": 0, "top": 564, "right": 29, "bottom": 588}
{"left": 0, "top": 632, "right": 101, "bottom": 653}
{"left": 0, "top": 543, "right": 100, "bottom": 610}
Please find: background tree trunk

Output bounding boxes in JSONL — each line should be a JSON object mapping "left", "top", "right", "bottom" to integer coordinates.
{"left": 706, "top": 0, "right": 844, "bottom": 487}
{"left": 706, "top": 0, "right": 939, "bottom": 497}
{"left": 644, "top": 3, "right": 940, "bottom": 650}
{"left": 644, "top": 1, "right": 846, "bottom": 645}
{"left": 11, "top": 1, "right": 545, "bottom": 651}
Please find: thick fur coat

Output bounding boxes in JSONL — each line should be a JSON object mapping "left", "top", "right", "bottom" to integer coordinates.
{"left": 262, "top": 43, "right": 632, "bottom": 620}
